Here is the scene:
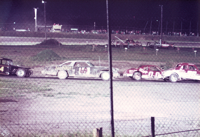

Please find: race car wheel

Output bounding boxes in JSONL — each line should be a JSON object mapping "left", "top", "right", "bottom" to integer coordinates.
{"left": 58, "top": 70, "right": 68, "bottom": 80}
{"left": 169, "top": 73, "right": 178, "bottom": 82}
{"left": 133, "top": 72, "right": 142, "bottom": 81}
{"left": 16, "top": 68, "right": 26, "bottom": 77}
{"left": 101, "top": 72, "right": 110, "bottom": 81}
{"left": 163, "top": 78, "right": 168, "bottom": 82}
{"left": 25, "top": 70, "right": 32, "bottom": 77}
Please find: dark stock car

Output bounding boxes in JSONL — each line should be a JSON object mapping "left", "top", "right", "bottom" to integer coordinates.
{"left": 149, "top": 41, "right": 174, "bottom": 49}
{"left": 0, "top": 58, "right": 32, "bottom": 77}
{"left": 112, "top": 39, "right": 142, "bottom": 48}
{"left": 123, "top": 65, "right": 164, "bottom": 81}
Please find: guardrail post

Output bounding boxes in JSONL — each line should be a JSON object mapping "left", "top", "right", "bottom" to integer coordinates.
{"left": 93, "top": 127, "right": 102, "bottom": 137}
{"left": 194, "top": 50, "right": 197, "bottom": 57}
{"left": 177, "top": 47, "right": 180, "bottom": 53}
{"left": 151, "top": 117, "right": 155, "bottom": 137}
{"left": 156, "top": 49, "right": 159, "bottom": 56}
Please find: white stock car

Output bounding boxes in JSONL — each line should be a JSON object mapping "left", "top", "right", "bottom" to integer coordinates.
{"left": 41, "top": 60, "right": 120, "bottom": 80}
{"left": 163, "top": 63, "right": 200, "bottom": 82}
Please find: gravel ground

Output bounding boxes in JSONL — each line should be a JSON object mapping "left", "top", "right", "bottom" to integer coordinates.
{"left": 0, "top": 77, "right": 199, "bottom": 136}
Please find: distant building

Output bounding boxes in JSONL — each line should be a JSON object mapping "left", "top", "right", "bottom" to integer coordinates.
{"left": 51, "top": 24, "right": 62, "bottom": 32}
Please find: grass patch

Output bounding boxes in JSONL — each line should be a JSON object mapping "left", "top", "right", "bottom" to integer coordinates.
{"left": 1, "top": 31, "right": 200, "bottom": 43}
{"left": 30, "top": 49, "right": 61, "bottom": 61}
{"left": 0, "top": 44, "right": 200, "bottom": 68}
{"left": 55, "top": 45, "right": 200, "bottom": 63}
{"left": 37, "top": 39, "right": 61, "bottom": 46}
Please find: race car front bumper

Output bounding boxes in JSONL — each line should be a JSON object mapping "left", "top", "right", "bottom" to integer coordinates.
{"left": 123, "top": 73, "right": 132, "bottom": 77}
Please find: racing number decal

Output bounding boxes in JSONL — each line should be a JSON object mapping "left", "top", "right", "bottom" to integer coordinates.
{"left": 80, "top": 67, "right": 87, "bottom": 73}
{"left": 0, "top": 66, "right": 4, "bottom": 72}
{"left": 148, "top": 71, "right": 153, "bottom": 77}
{"left": 154, "top": 72, "right": 161, "bottom": 78}
{"left": 148, "top": 71, "right": 161, "bottom": 78}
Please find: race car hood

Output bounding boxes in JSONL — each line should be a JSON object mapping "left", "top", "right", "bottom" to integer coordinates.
{"left": 123, "top": 68, "right": 137, "bottom": 74}
{"left": 165, "top": 68, "right": 174, "bottom": 71}
{"left": 11, "top": 65, "right": 31, "bottom": 69}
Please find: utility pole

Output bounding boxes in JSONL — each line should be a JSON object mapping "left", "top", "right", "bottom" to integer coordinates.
{"left": 181, "top": 22, "right": 182, "bottom": 34}
{"left": 173, "top": 21, "right": 175, "bottom": 33}
{"left": 143, "top": 21, "right": 148, "bottom": 34}
{"left": 197, "top": 22, "right": 199, "bottom": 37}
{"left": 159, "top": 5, "right": 163, "bottom": 43}
{"left": 94, "top": 22, "right": 96, "bottom": 30}
{"left": 34, "top": 8, "right": 38, "bottom": 32}
{"left": 157, "top": 21, "right": 160, "bottom": 35}
{"left": 42, "top": 0, "right": 47, "bottom": 40}
{"left": 106, "top": 0, "right": 114, "bottom": 137}
{"left": 149, "top": 19, "right": 152, "bottom": 35}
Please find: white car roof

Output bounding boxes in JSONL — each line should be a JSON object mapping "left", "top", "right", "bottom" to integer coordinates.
{"left": 59, "top": 60, "right": 91, "bottom": 66}
{"left": 63, "top": 60, "right": 91, "bottom": 63}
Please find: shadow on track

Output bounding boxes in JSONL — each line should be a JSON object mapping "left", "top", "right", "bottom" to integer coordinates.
{"left": 1, "top": 75, "right": 199, "bottom": 83}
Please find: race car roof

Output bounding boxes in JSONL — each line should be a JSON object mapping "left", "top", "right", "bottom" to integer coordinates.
{"left": 0, "top": 58, "right": 13, "bottom": 61}
{"left": 59, "top": 60, "right": 92, "bottom": 66}
{"left": 177, "top": 62, "right": 195, "bottom": 66}
{"left": 138, "top": 64, "right": 158, "bottom": 68}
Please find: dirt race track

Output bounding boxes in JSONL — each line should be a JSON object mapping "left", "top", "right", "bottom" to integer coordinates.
{"left": 0, "top": 37, "right": 200, "bottom": 136}
{"left": 0, "top": 76, "right": 199, "bottom": 136}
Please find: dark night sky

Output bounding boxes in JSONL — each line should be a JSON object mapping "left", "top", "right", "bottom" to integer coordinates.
{"left": 0, "top": 0, "right": 200, "bottom": 31}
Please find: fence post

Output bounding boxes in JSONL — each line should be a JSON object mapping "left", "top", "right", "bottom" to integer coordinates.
{"left": 93, "top": 127, "right": 102, "bottom": 137}
{"left": 151, "top": 117, "right": 155, "bottom": 137}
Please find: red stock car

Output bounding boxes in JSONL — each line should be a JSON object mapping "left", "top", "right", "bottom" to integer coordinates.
{"left": 123, "top": 65, "right": 164, "bottom": 81}
{"left": 163, "top": 63, "right": 200, "bottom": 82}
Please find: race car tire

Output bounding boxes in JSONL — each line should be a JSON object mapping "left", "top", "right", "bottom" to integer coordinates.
{"left": 25, "top": 70, "right": 32, "bottom": 77}
{"left": 16, "top": 68, "right": 26, "bottom": 77}
{"left": 133, "top": 72, "right": 142, "bottom": 81}
{"left": 163, "top": 78, "right": 168, "bottom": 82}
{"left": 169, "top": 73, "right": 179, "bottom": 82}
{"left": 58, "top": 70, "right": 68, "bottom": 80}
{"left": 101, "top": 72, "right": 110, "bottom": 81}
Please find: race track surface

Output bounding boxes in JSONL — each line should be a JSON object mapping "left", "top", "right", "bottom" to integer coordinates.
{"left": 0, "top": 76, "right": 199, "bottom": 136}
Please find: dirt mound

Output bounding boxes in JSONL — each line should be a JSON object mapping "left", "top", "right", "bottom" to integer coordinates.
{"left": 38, "top": 39, "right": 61, "bottom": 46}
{"left": 31, "top": 49, "right": 61, "bottom": 61}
